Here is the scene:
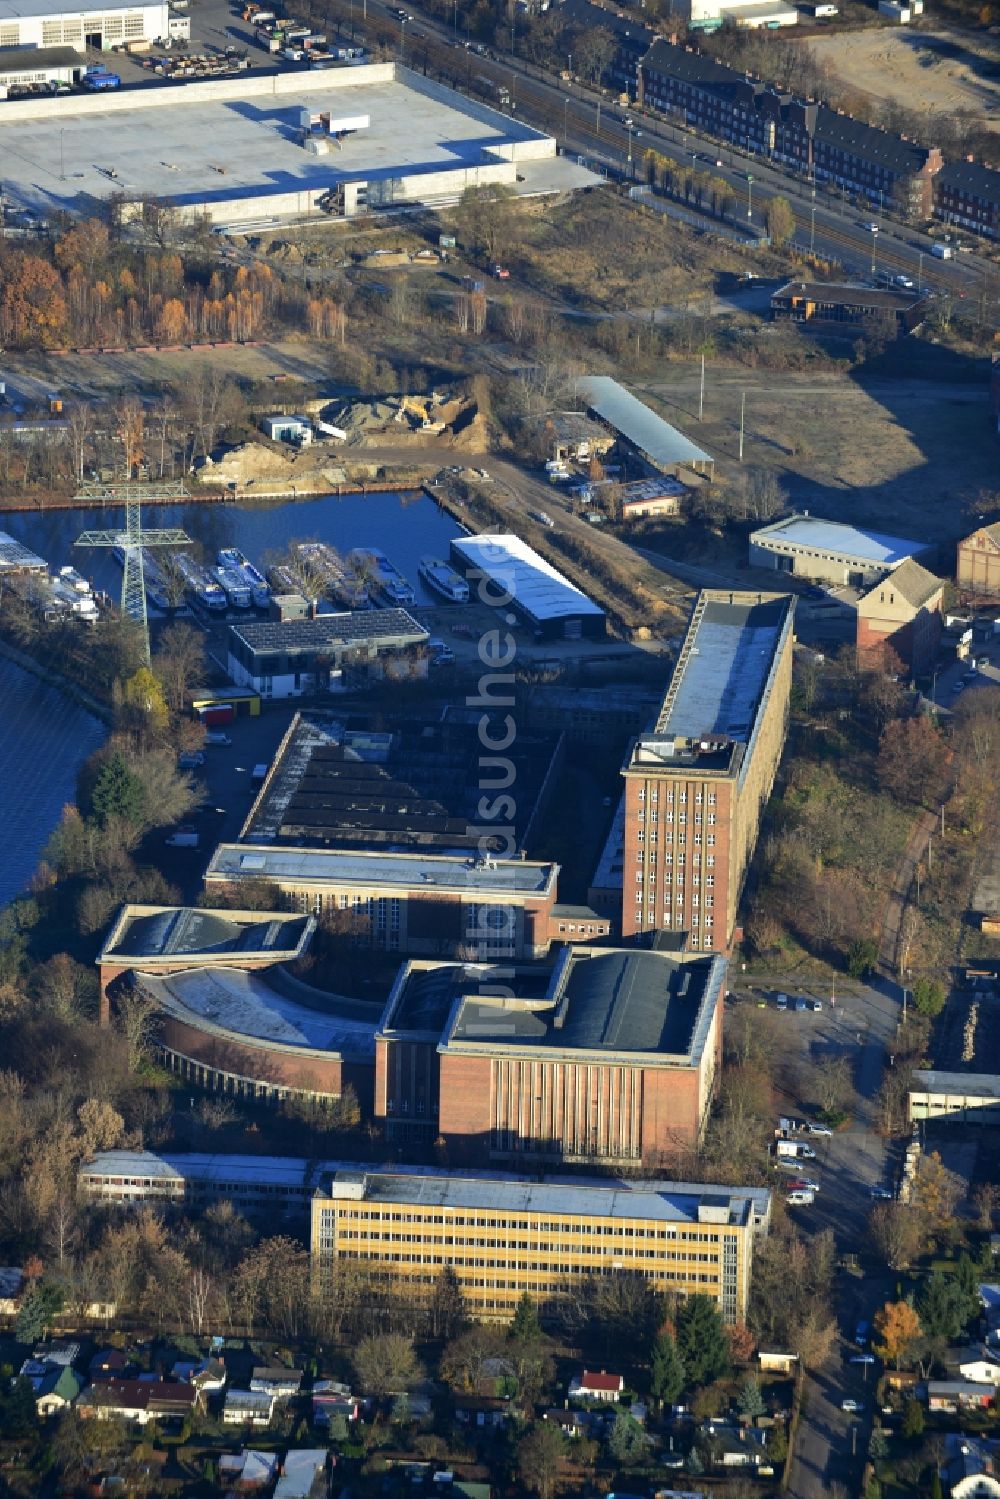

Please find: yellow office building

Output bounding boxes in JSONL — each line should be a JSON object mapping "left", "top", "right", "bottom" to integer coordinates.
{"left": 311, "top": 1168, "right": 770, "bottom": 1323}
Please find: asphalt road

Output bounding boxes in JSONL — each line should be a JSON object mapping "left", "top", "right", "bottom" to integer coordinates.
{"left": 730, "top": 975, "right": 903, "bottom": 1497}
{"left": 335, "top": 0, "right": 998, "bottom": 321}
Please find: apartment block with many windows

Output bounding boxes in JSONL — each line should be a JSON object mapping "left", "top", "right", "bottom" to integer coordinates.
{"left": 310, "top": 1168, "right": 770, "bottom": 1323}
{"left": 621, "top": 591, "right": 794, "bottom": 950}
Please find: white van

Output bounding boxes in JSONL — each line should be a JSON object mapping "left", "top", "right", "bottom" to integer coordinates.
{"left": 787, "top": 1189, "right": 815, "bottom": 1206}
{"left": 776, "top": 992, "right": 789, "bottom": 1010}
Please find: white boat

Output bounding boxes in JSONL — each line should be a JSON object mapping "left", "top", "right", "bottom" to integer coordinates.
{"left": 174, "top": 553, "right": 228, "bottom": 611}
{"left": 218, "top": 547, "right": 270, "bottom": 608}
{"left": 348, "top": 547, "right": 414, "bottom": 607}
{"left": 291, "top": 540, "right": 370, "bottom": 609}
{"left": 110, "top": 545, "right": 173, "bottom": 610}
{"left": 267, "top": 562, "right": 302, "bottom": 596}
{"left": 46, "top": 569, "right": 98, "bottom": 620}
{"left": 215, "top": 565, "right": 253, "bottom": 609}
{"left": 418, "top": 555, "right": 469, "bottom": 604}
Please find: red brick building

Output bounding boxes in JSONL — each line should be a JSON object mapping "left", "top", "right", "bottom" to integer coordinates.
{"left": 621, "top": 591, "right": 794, "bottom": 952}
{"left": 855, "top": 558, "right": 944, "bottom": 676}
{"left": 374, "top": 944, "right": 726, "bottom": 1166}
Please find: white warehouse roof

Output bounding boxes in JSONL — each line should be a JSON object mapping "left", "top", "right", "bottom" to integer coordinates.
{"left": 751, "top": 513, "right": 921, "bottom": 566}
{"left": 450, "top": 532, "right": 604, "bottom": 624}
{"left": 0, "top": 0, "right": 161, "bottom": 16}
{"left": 577, "top": 376, "right": 714, "bottom": 472}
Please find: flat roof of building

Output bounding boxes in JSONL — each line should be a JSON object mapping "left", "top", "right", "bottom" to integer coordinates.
{"left": 446, "top": 948, "right": 724, "bottom": 1063}
{"left": 0, "top": 67, "right": 556, "bottom": 218}
{"left": 628, "top": 592, "right": 793, "bottom": 778}
{"left": 206, "top": 844, "right": 558, "bottom": 897}
{"left": 450, "top": 533, "right": 604, "bottom": 624}
{"left": 242, "top": 709, "right": 560, "bottom": 855}
{"left": 577, "top": 376, "right": 714, "bottom": 471}
{"left": 380, "top": 961, "right": 552, "bottom": 1037}
{"left": 134, "top": 968, "right": 376, "bottom": 1060}
{"left": 751, "top": 513, "right": 920, "bottom": 566}
{"left": 0, "top": 45, "right": 81, "bottom": 71}
{"left": 772, "top": 280, "right": 919, "bottom": 312}
{"left": 909, "top": 1071, "right": 1000, "bottom": 1099}
{"left": 230, "top": 608, "right": 426, "bottom": 656}
{"left": 322, "top": 1166, "right": 761, "bottom": 1226}
{"left": 0, "top": 0, "right": 153, "bottom": 16}
{"left": 80, "top": 1149, "right": 772, "bottom": 1224}
{"left": 0, "top": 530, "right": 46, "bottom": 572}
{"left": 99, "top": 905, "right": 312, "bottom": 965}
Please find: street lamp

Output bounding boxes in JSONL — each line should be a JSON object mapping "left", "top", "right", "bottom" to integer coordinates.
{"left": 564, "top": 95, "right": 569, "bottom": 145}
{"left": 810, "top": 199, "right": 816, "bottom": 256}
{"left": 917, "top": 250, "right": 924, "bottom": 293}
{"left": 398, "top": 13, "right": 407, "bottom": 62}
{"left": 746, "top": 172, "right": 753, "bottom": 221}
{"left": 626, "top": 119, "right": 635, "bottom": 177}
{"left": 870, "top": 223, "right": 878, "bottom": 279}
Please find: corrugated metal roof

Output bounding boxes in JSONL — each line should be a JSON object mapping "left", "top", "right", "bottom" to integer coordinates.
{"left": 577, "top": 376, "right": 714, "bottom": 470}
{"left": 450, "top": 533, "right": 604, "bottom": 624}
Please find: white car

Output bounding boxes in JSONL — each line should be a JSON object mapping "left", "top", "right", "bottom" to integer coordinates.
{"left": 806, "top": 1122, "right": 833, "bottom": 1137}
{"left": 862, "top": 221, "right": 879, "bottom": 234}
{"left": 850, "top": 1354, "right": 876, "bottom": 1365}
{"left": 842, "top": 1398, "right": 865, "bottom": 1413}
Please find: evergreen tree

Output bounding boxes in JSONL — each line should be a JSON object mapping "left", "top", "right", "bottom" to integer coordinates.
{"left": 650, "top": 1331, "right": 685, "bottom": 1406}
{"left": 430, "top": 1265, "right": 469, "bottom": 1341}
{"left": 930, "top": 1471, "right": 943, "bottom": 1499}
{"left": 737, "top": 1376, "right": 766, "bottom": 1419}
{"left": 90, "top": 751, "right": 146, "bottom": 827}
{"left": 608, "top": 1410, "right": 645, "bottom": 1464}
{"left": 685, "top": 1445, "right": 705, "bottom": 1475}
{"left": 329, "top": 1413, "right": 349, "bottom": 1443}
{"left": 902, "top": 1398, "right": 924, "bottom": 1438}
{"left": 675, "top": 1295, "right": 730, "bottom": 1388}
{"left": 0, "top": 1378, "right": 38, "bottom": 1440}
{"left": 510, "top": 1292, "right": 542, "bottom": 1345}
{"left": 14, "top": 1289, "right": 47, "bottom": 1345}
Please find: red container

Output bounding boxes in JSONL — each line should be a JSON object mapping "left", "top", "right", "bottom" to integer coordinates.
{"left": 199, "top": 704, "right": 236, "bottom": 726}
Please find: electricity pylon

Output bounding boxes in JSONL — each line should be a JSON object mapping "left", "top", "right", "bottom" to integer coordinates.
{"left": 74, "top": 481, "right": 191, "bottom": 665}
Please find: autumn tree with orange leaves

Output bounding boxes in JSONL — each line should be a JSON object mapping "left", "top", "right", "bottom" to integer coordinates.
{"left": 873, "top": 1300, "right": 922, "bottom": 1370}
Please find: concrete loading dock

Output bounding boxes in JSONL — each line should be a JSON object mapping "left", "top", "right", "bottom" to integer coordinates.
{"left": 0, "top": 63, "right": 574, "bottom": 225}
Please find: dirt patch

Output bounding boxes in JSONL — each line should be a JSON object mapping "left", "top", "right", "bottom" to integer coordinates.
{"left": 804, "top": 27, "right": 1000, "bottom": 128}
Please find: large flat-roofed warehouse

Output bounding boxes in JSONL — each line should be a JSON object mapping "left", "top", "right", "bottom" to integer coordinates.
{"left": 242, "top": 710, "right": 564, "bottom": 857}
{"left": 227, "top": 609, "right": 428, "bottom": 699}
{"left": 0, "top": 64, "right": 578, "bottom": 225}
{"left": 908, "top": 1072, "right": 1000, "bottom": 1127}
{"left": 0, "top": 0, "right": 167, "bottom": 51}
{"left": 375, "top": 943, "right": 725, "bottom": 1162}
{"left": 576, "top": 375, "right": 715, "bottom": 479}
{"left": 750, "top": 513, "right": 932, "bottom": 587}
{"left": 622, "top": 590, "right": 795, "bottom": 949}
{"left": 205, "top": 846, "right": 562, "bottom": 961}
{"left": 0, "top": 46, "right": 85, "bottom": 97}
{"left": 449, "top": 533, "right": 606, "bottom": 641}
{"left": 312, "top": 1167, "right": 769, "bottom": 1322}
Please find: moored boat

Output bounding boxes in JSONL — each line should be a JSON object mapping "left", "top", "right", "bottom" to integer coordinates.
{"left": 348, "top": 547, "right": 414, "bottom": 607}
{"left": 418, "top": 555, "right": 470, "bottom": 604}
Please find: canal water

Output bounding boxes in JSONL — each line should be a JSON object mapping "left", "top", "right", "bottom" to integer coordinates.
{"left": 0, "top": 490, "right": 470, "bottom": 907}
{"left": 0, "top": 656, "right": 106, "bottom": 908}
{"left": 1, "top": 489, "right": 469, "bottom": 611}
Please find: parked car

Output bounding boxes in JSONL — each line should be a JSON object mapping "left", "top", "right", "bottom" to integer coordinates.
{"left": 842, "top": 1398, "right": 864, "bottom": 1413}
{"left": 892, "top": 273, "right": 915, "bottom": 289}
{"left": 850, "top": 1354, "right": 877, "bottom": 1365}
{"left": 794, "top": 997, "right": 808, "bottom": 1012}
{"left": 806, "top": 1122, "right": 833, "bottom": 1136}
{"left": 178, "top": 750, "right": 205, "bottom": 769}
{"left": 204, "top": 731, "right": 232, "bottom": 746}
{"left": 786, "top": 1177, "right": 820, "bottom": 1192}
{"left": 855, "top": 1320, "right": 870, "bottom": 1346}
{"left": 776, "top": 993, "right": 788, "bottom": 1010}
{"left": 165, "top": 829, "right": 200, "bottom": 848}
{"left": 811, "top": 998, "right": 823, "bottom": 1012}
{"left": 870, "top": 1185, "right": 894, "bottom": 1201}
